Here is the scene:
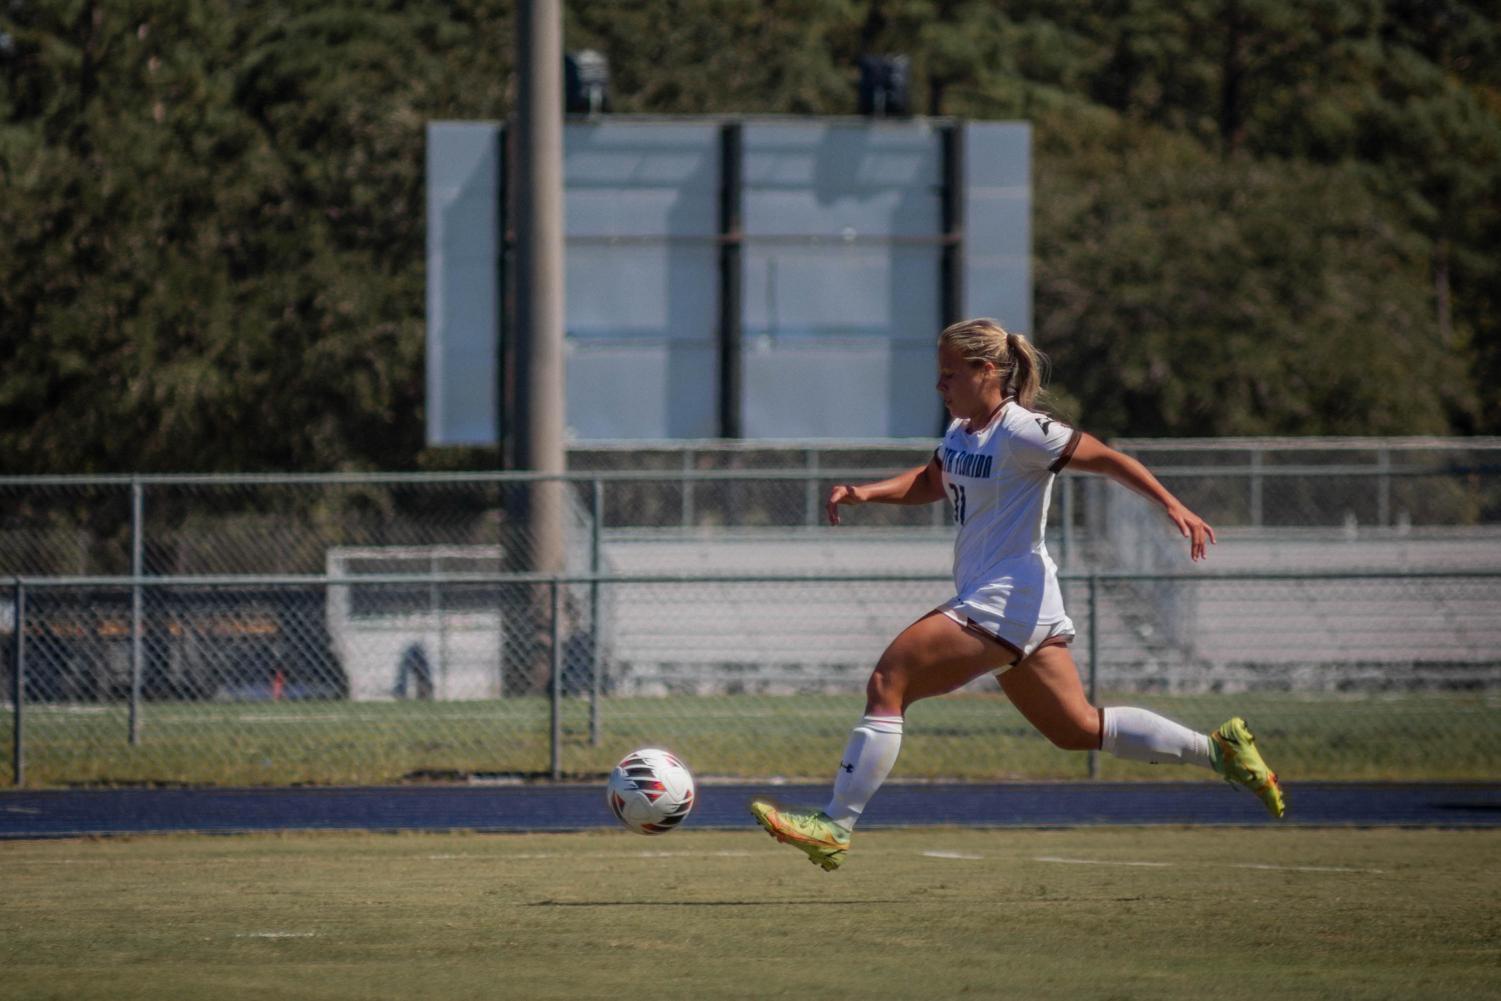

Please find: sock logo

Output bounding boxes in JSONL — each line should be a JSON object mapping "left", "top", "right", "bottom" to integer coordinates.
{"left": 840, "top": 761, "right": 855, "bottom": 773}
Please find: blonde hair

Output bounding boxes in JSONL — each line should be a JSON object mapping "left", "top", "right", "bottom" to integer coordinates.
{"left": 938, "top": 318, "right": 1047, "bottom": 410}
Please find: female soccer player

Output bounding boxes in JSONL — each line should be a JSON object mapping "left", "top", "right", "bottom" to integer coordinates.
{"left": 750, "top": 318, "right": 1284, "bottom": 871}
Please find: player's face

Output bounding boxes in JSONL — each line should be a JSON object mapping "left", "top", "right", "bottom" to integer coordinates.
{"left": 936, "top": 344, "right": 997, "bottom": 419}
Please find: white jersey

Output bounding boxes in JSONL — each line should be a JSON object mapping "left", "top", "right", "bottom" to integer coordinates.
{"left": 936, "top": 400, "right": 1081, "bottom": 604}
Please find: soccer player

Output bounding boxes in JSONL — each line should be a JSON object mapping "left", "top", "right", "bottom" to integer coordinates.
{"left": 750, "top": 318, "right": 1284, "bottom": 871}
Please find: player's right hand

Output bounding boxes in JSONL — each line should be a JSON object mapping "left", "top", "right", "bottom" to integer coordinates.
{"left": 1166, "top": 503, "right": 1216, "bottom": 561}
{"left": 826, "top": 484, "right": 864, "bottom": 526}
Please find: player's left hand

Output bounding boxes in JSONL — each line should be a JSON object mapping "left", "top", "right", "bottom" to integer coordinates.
{"left": 826, "top": 484, "right": 865, "bottom": 526}
{"left": 1167, "top": 504, "right": 1216, "bottom": 561}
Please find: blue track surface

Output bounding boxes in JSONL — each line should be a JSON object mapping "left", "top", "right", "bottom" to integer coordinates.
{"left": 2, "top": 782, "right": 1498, "bottom": 839}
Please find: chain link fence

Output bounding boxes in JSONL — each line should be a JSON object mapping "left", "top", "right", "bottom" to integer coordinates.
{"left": 3, "top": 438, "right": 1500, "bottom": 788}
{"left": 1114, "top": 436, "right": 1501, "bottom": 530}
{"left": 4, "top": 569, "right": 1499, "bottom": 787}
{"left": 5, "top": 439, "right": 1499, "bottom": 577}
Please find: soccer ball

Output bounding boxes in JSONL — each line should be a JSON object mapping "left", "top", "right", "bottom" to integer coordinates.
{"left": 606, "top": 748, "right": 695, "bottom": 835}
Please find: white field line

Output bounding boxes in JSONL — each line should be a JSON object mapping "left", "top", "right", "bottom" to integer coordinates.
{"left": 922, "top": 850, "right": 985, "bottom": 860}
{"left": 426, "top": 850, "right": 756, "bottom": 861}
{"left": 6, "top": 851, "right": 749, "bottom": 866}
{"left": 1034, "top": 855, "right": 1172, "bottom": 868}
{"left": 233, "top": 931, "right": 318, "bottom": 939}
{"left": 1033, "top": 855, "right": 1383, "bottom": 874}
{"left": 1229, "top": 863, "right": 1384, "bottom": 873}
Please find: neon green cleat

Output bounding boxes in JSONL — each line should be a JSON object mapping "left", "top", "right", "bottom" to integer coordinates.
{"left": 749, "top": 799, "right": 851, "bottom": 871}
{"left": 1210, "top": 717, "right": 1285, "bottom": 819}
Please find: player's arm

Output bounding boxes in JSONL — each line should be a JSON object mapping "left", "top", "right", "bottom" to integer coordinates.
{"left": 1067, "top": 433, "right": 1217, "bottom": 561}
{"left": 826, "top": 457, "right": 945, "bottom": 525}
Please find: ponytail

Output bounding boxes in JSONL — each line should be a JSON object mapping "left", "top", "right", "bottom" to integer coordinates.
{"left": 1005, "top": 331, "right": 1044, "bottom": 410}
{"left": 938, "top": 318, "right": 1049, "bottom": 411}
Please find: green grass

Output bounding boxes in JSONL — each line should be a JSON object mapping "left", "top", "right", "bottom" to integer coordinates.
{"left": 3, "top": 691, "right": 1498, "bottom": 787}
{"left": 3, "top": 828, "right": 1498, "bottom": 1000}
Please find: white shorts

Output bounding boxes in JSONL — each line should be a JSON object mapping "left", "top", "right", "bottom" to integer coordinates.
{"left": 939, "top": 597, "right": 1076, "bottom": 668}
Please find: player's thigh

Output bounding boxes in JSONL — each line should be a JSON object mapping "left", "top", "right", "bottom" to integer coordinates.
{"left": 997, "top": 643, "right": 1100, "bottom": 750}
{"left": 868, "top": 610, "right": 1012, "bottom": 711}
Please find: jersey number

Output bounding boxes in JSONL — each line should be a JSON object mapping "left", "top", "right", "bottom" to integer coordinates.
{"left": 948, "top": 483, "right": 967, "bottom": 525}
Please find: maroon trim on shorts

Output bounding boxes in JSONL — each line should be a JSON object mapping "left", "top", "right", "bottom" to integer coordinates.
{"left": 985, "top": 630, "right": 1073, "bottom": 673}
{"left": 1049, "top": 427, "right": 1083, "bottom": 473}
{"left": 961, "top": 617, "right": 1024, "bottom": 665}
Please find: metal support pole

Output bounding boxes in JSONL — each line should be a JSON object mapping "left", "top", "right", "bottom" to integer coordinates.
{"left": 1377, "top": 447, "right": 1391, "bottom": 528}
{"left": 515, "top": 0, "right": 567, "bottom": 581}
{"left": 1060, "top": 474, "right": 1075, "bottom": 571}
{"left": 1086, "top": 573, "right": 1100, "bottom": 780}
{"left": 589, "top": 479, "right": 602, "bottom": 746}
{"left": 1249, "top": 449, "right": 1263, "bottom": 528}
{"left": 939, "top": 121, "right": 964, "bottom": 330}
{"left": 805, "top": 449, "right": 819, "bottom": 527}
{"left": 549, "top": 579, "right": 562, "bottom": 780}
{"left": 429, "top": 552, "right": 443, "bottom": 698}
{"left": 718, "top": 120, "right": 743, "bottom": 439}
{"left": 13, "top": 581, "right": 25, "bottom": 787}
{"left": 129, "top": 479, "right": 144, "bottom": 746}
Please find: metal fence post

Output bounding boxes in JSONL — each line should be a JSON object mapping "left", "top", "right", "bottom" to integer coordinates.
{"left": 1060, "top": 474, "right": 1075, "bottom": 571}
{"left": 12, "top": 581, "right": 25, "bottom": 787}
{"left": 423, "top": 552, "right": 446, "bottom": 697}
{"left": 1377, "top": 447, "right": 1391, "bottom": 527}
{"left": 130, "top": 479, "right": 144, "bottom": 746}
{"left": 549, "top": 578, "right": 562, "bottom": 780}
{"left": 1249, "top": 449, "right": 1263, "bottom": 528}
{"left": 431, "top": 552, "right": 447, "bottom": 694}
{"left": 805, "top": 449, "right": 819, "bottom": 526}
{"left": 1086, "top": 573, "right": 1100, "bottom": 780}
{"left": 589, "top": 479, "right": 603, "bottom": 746}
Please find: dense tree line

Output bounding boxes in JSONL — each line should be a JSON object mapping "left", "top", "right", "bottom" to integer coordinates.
{"left": 2, "top": 1, "right": 1498, "bottom": 472}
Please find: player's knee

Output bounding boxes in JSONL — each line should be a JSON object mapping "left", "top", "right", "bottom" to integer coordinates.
{"left": 864, "top": 658, "right": 908, "bottom": 714}
{"left": 1042, "top": 717, "right": 1099, "bottom": 751}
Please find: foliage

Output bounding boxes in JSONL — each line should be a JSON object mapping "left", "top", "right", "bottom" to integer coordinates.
{"left": 2, "top": 1, "right": 1498, "bottom": 472}
{"left": 1033, "top": 115, "right": 1473, "bottom": 435}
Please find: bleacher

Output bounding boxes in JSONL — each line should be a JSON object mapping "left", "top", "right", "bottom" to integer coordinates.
{"left": 1119, "top": 527, "right": 1501, "bottom": 693}
{"left": 599, "top": 530, "right": 951, "bottom": 695}
{"left": 596, "top": 526, "right": 1501, "bottom": 695}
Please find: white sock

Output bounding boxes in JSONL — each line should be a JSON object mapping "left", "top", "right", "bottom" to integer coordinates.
{"left": 824, "top": 715, "right": 903, "bottom": 830}
{"left": 1100, "top": 706, "right": 1213, "bottom": 769}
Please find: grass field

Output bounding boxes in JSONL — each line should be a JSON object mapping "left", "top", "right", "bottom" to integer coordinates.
{"left": 4, "top": 690, "right": 1499, "bottom": 786}
{"left": 3, "top": 827, "right": 1498, "bottom": 1000}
